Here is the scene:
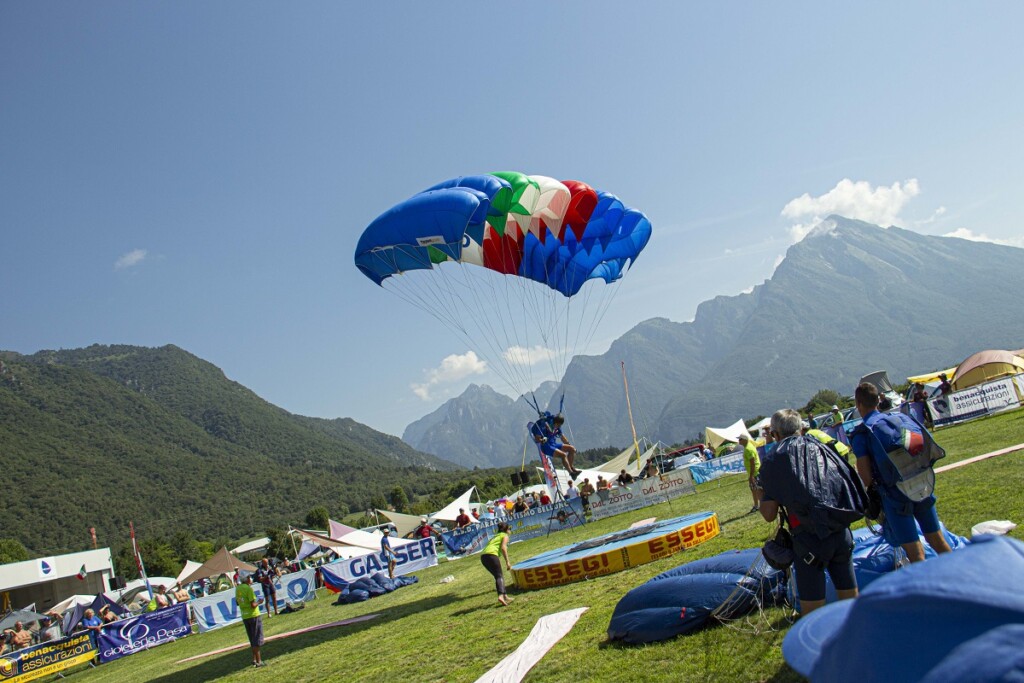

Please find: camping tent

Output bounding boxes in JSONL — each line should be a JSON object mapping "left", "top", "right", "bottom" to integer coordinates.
{"left": 50, "top": 594, "right": 94, "bottom": 616}
{"left": 705, "top": 420, "right": 752, "bottom": 451}
{"left": 177, "top": 547, "right": 257, "bottom": 586}
{"left": 952, "top": 350, "right": 1024, "bottom": 391}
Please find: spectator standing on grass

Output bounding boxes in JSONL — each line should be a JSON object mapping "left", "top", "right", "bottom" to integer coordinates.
{"left": 380, "top": 528, "right": 397, "bottom": 579}
{"left": 81, "top": 610, "right": 103, "bottom": 635}
{"left": 255, "top": 558, "right": 279, "bottom": 618}
{"left": 480, "top": 522, "right": 513, "bottom": 607}
{"left": 455, "top": 508, "right": 473, "bottom": 528}
{"left": 617, "top": 469, "right": 635, "bottom": 487}
{"left": 740, "top": 434, "right": 761, "bottom": 513}
{"left": 235, "top": 574, "right": 265, "bottom": 668}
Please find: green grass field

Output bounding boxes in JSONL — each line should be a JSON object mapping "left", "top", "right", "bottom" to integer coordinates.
{"left": 69, "top": 410, "right": 1024, "bottom": 683}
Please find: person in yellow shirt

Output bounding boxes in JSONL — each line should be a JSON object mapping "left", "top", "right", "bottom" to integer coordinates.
{"left": 739, "top": 434, "right": 760, "bottom": 513}
{"left": 235, "top": 574, "right": 265, "bottom": 668}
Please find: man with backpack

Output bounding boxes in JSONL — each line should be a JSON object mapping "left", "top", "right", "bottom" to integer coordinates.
{"left": 757, "top": 408, "right": 867, "bottom": 616}
{"left": 851, "top": 382, "right": 951, "bottom": 563}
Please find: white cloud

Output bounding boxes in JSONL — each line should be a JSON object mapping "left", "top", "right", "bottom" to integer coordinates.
{"left": 781, "top": 178, "right": 921, "bottom": 242}
{"left": 411, "top": 351, "right": 487, "bottom": 400}
{"left": 943, "top": 228, "right": 1024, "bottom": 248}
{"left": 502, "top": 345, "right": 557, "bottom": 367}
{"left": 115, "top": 248, "right": 148, "bottom": 270}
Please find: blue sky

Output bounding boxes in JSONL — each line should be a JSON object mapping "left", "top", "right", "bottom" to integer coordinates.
{"left": 2, "top": 2, "right": 1023, "bottom": 436}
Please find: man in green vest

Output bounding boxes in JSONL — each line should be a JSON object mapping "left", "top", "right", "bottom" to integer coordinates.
{"left": 803, "top": 422, "right": 852, "bottom": 462}
{"left": 739, "top": 434, "right": 760, "bottom": 514}
{"left": 235, "top": 573, "right": 265, "bottom": 668}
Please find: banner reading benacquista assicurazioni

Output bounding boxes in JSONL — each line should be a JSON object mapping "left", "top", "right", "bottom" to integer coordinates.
{"left": 0, "top": 632, "right": 96, "bottom": 682}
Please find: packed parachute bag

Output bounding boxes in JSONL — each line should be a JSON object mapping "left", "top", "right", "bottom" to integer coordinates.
{"left": 757, "top": 436, "right": 869, "bottom": 540}
{"left": 851, "top": 412, "right": 945, "bottom": 503}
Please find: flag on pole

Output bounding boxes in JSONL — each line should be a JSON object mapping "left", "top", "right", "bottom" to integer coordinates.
{"left": 130, "top": 521, "right": 155, "bottom": 600}
{"left": 76, "top": 564, "right": 87, "bottom": 580}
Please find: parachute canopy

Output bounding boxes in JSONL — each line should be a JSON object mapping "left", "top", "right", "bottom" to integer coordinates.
{"left": 353, "top": 173, "right": 652, "bottom": 396}
{"left": 355, "top": 173, "right": 652, "bottom": 297}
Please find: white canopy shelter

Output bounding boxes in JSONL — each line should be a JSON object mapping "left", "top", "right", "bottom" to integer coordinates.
{"left": 230, "top": 537, "right": 270, "bottom": 556}
{"left": 175, "top": 560, "right": 203, "bottom": 586}
{"left": 432, "top": 486, "right": 477, "bottom": 524}
{"left": 705, "top": 419, "right": 753, "bottom": 450}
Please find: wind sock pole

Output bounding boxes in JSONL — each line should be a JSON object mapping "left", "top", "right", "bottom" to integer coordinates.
{"left": 621, "top": 362, "right": 642, "bottom": 472}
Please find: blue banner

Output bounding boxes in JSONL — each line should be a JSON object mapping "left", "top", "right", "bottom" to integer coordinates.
{"left": 190, "top": 568, "right": 318, "bottom": 633}
{"left": 441, "top": 498, "right": 586, "bottom": 556}
{"left": 320, "top": 538, "right": 437, "bottom": 587}
{"left": 96, "top": 603, "right": 191, "bottom": 663}
{"left": 685, "top": 451, "right": 746, "bottom": 484}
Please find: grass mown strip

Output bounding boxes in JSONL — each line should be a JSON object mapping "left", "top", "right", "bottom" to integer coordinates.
{"left": 71, "top": 410, "right": 1024, "bottom": 683}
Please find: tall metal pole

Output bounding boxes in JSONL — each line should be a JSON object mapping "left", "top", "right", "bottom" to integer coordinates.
{"left": 621, "top": 361, "right": 642, "bottom": 471}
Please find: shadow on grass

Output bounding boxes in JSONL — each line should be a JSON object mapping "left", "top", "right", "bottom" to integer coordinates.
{"left": 145, "top": 593, "right": 465, "bottom": 683}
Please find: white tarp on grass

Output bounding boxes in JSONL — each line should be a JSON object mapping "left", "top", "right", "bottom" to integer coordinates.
{"left": 475, "top": 608, "right": 589, "bottom": 683}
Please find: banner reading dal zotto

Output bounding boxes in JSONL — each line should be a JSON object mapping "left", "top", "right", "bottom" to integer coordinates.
{"left": 587, "top": 468, "right": 697, "bottom": 521}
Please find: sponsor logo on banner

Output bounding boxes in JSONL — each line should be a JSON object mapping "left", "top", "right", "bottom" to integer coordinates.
{"left": 96, "top": 603, "right": 192, "bottom": 663}
{"left": 0, "top": 632, "right": 96, "bottom": 682}
{"left": 320, "top": 538, "right": 437, "bottom": 586}
{"left": 441, "top": 499, "right": 587, "bottom": 556}
{"left": 683, "top": 452, "right": 746, "bottom": 485}
{"left": 930, "top": 376, "right": 1021, "bottom": 427}
{"left": 588, "top": 469, "right": 697, "bottom": 521}
{"left": 191, "top": 568, "right": 318, "bottom": 633}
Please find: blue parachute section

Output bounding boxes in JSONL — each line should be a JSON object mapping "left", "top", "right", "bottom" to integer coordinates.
{"left": 332, "top": 572, "right": 419, "bottom": 605}
{"left": 607, "top": 548, "right": 787, "bottom": 644}
{"left": 354, "top": 173, "right": 651, "bottom": 297}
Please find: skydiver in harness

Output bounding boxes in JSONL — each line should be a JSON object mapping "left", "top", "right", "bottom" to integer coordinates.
{"left": 531, "top": 413, "right": 581, "bottom": 480}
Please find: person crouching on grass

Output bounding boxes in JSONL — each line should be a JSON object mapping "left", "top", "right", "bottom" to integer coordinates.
{"left": 235, "top": 573, "right": 265, "bottom": 668}
{"left": 481, "top": 522, "right": 513, "bottom": 606}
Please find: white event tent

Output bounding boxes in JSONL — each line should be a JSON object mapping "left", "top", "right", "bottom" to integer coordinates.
{"left": 705, "top": 419, "right": 753, "bottom": 450}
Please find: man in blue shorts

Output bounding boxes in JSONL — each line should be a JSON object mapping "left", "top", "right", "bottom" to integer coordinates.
{"left": 235, "top": 573, "right": 265, "bottom": 668}
{"left": 851, "top": 382, "right": 951, "bottom": 563}
{"left": 532, "top": 414, "right": 580, "bottom": 479}
{"left": 380, "top": 527, "right": 397, "bottom": 579}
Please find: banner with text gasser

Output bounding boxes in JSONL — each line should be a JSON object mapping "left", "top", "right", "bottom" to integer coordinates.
{"left": 587, "top": 469, "right": 697, "bottom": 521}
{"left": 440, "top": 498, "right": 587, "bottom": 556}
{"left": 929, "top": 375, "right": 1022, "bottom": 427}
{"left": 190, "top": 568, "right": 318, "bottom": 633}
{"left": 684, "top": 451, "right": 746, "bottom": 484}
{"left": 0, "top": 633, "right": 96, "bottom": 683}
{"left": 96, "top": 603, "right": 191, "bottom": 663}
{"left": 320, "top": 538, "right": 437, "bottom": 589}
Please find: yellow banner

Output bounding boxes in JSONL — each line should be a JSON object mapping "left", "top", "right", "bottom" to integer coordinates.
{"left": 512, "top": 513, "right": 720, "bottom": 590}
{"left": 0, "top": 633, "right": 96, "bottom": 683}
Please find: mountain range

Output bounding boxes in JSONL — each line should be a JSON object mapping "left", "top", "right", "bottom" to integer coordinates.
{"left": 0, "top": 345, "right": 466, "bottom": 555}
{"left": 404, "top": 217, "right": 1024, "bottom": 462}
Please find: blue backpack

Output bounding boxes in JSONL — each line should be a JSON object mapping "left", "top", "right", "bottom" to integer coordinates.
{"left": 853, "top": 413, "right": 945, "bottom": 503}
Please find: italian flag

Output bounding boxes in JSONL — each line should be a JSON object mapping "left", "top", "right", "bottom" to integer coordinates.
{"left": 76, "top": 564, "right": 87, "bottom": 580}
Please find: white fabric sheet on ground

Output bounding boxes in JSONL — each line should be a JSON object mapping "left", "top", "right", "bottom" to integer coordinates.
{"left": 475, "top": 607, "right": 588, "bottom": 683}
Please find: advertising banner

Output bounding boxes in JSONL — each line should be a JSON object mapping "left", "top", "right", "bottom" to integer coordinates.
{"left": 930, "top": 376, "right": 1021, "bottom": 427}
{"left": 190, "top": 568, "right": 318, "bottom": 633}
{"left": 441, "top": 498, "right": 586, "bottom": 557}
{"left": 96, "top": 603, "right": 191, "bottom": 663}
{"left": 685, "top": 451, "right": 746, "bottom": 484}
{"left": 320, "top": 538, "right": 437, "bottom": 585}
{"left": 587, "top": 469, "right": 697, "bottom": 521}
{"left": 0, "top": 633, "right": 95, "bottom": 683}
